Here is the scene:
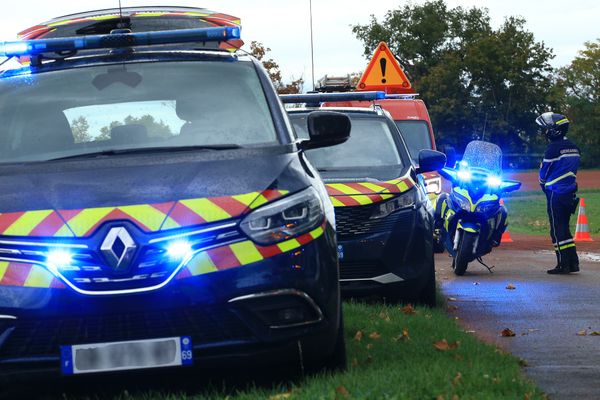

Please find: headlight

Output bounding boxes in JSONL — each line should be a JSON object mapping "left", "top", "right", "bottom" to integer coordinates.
{"left": 240, "top": 187, "right": 324, "bottom": 245}
{"left": 425, "top": 177, "right": 442, "bottom": 194}
{"left": 457, "top": 170, "right": 471, "bottom": 182}
{"left": 452, "top": 193, "right": 471, "bottom": 211}
{"left": 370, "top": 190, "right": 416, "bottom": 220}
{"left": 486, "top": 175, "right": 502, "bottom": 188}
{"left": 476, "top": 201, "right": 499, "bottom": 214}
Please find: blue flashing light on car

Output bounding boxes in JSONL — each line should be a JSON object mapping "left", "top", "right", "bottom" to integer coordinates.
{"left": 45, "top": 249, "right": 73, "bottom": 269}
{"left": 280, "top": 91, "right": 386, "bottom": 104}
{"left": 0, "top": 26, "right": 241, "bottom": 57}
{"left": 166, "top": 240, "right": 193, "bottom": 260}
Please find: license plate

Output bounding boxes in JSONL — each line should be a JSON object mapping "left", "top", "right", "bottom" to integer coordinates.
{"left": 337, "top": 244, "right": 344, "bottom": 260}
{"left": 60, "top": 336, "right": 193, "bottom": 375}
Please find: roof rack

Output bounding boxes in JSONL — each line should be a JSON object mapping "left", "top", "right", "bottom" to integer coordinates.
{"left": 280, "top": 91, "right": 385, "bottom": 104}
{"left": 0, "top": 26, "right": 240, "bottom": 58}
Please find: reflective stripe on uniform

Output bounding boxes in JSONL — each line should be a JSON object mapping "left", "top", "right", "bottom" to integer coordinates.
{"left": 545, "top": 172, "right": 576, "bottom": 187}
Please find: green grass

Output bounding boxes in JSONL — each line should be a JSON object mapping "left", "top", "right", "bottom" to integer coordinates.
{"left": 504, "top": 189, "right": 600, "bottom": 236}
{"left": 107, "top": 301, "right": 543, "bottom": 400}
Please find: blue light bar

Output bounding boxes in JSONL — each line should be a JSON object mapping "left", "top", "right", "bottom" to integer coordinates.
{"left": 384, "top": 94, "right": 419, "bottom": 100}
{"left": 0, "top": 26, "right": 241, "bottom": 57}
{"left": 280, "top": 91, "right": 385, "bottom": 104}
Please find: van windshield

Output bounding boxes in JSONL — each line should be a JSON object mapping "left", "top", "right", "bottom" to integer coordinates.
{"left": 0, "top": 61, "right": 277, "bottom": 164}
{"left": 395, "top": 120, "right": 432, "bottom": 163}
{"left": 291, "top": 114, "right": 403, "bottom": 169}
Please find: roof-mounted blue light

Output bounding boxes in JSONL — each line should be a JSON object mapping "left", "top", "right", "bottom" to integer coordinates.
{"left": 0, "top": 26, "right": 241, "bottom": 57}
{"left": 280, "top": 91, "right": 385, "bottom": 104}
{"left": 384, "top": 93, "right": 419, "bottom": 100}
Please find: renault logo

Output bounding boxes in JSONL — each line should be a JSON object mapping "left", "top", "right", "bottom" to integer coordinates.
{"left": 100, "top": 227, "right": 137, "bottom": 271}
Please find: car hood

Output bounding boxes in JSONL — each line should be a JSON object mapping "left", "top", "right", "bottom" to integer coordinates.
{"left": 0, "top": 149, "right": 306, "bottom": 237}
{"left": 318, "top": 166, "right": 415, "bottom": 207}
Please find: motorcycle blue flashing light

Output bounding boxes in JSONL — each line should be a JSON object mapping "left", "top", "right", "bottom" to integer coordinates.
{"left": 46, "top": 249, "right": 73, "bottom": 269}
{"left": 280, "top": 91, "right": 385, "bottom": 104}
{"left": 486, "top": 175, "right": 502, "bottom": 188}
{"left": 457, "top": 169, "right": 472, "bottom": 182}
{"left": 0, "top": 26, "right": 241, "bottom": 57}
{"left": 167, "top": 240, "right": 193, "bottom": 260}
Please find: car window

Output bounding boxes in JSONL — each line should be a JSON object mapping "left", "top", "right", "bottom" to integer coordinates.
{"left": 394, "top": 120, "right": 432, "bottom": 163}
{"left": 0, "top": 61, "right": 278, "bottom": 163}
{"left": 291, "top": 114, "right": 403, "bottom": 169}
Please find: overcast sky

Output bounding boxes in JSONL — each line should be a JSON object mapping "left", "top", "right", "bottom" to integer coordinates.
{"left": 1, "top": 1, "right": 598, "bottom": 89}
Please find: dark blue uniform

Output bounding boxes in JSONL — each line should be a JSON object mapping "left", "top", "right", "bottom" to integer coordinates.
{"left": 539, "top": 137, "right": 580, "bottom": 269}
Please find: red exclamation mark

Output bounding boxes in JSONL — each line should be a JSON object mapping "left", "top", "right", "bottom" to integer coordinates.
{"left": 380, "top": 58, "right": 387, "bottom": 84}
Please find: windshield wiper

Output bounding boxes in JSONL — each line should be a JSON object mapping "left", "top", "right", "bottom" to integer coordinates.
{"left": 47, "top": 144, "right": 243, "bottom": 161}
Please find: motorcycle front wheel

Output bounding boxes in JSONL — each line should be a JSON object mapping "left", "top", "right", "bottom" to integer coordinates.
{"left": 453, "top": 230, "right": 477, "bottom": 276}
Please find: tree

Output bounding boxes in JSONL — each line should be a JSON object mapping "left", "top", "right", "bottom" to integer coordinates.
{"left": 71, "top": 116, "right": 92, "bottom": 143}
{"left": 352, "top": 1, "right": 556, "bottom": 155}
{"left": 557, "top": 39, "right": 600, "bottom": 167}
{"left": 98, "top": 115, "right": 173, "bottom": 141}
{"left": 250, "top": 41, "right": 303, "bottom": 94}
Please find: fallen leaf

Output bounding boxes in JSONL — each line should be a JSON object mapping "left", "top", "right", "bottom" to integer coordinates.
{"left": 393, "top": 328, "right": 410, "bottom": 342}
{"left": 447, "top": 305, "right": 459, "bottom": 312}
{"left": 506, "top": 283, "right": 516, "bottom": 290}
{"left": 269, "top": 392, "right": 292, "bottom": 400}
{"left": 434, "top": 339, "right": 460, "bottom": 350}
{"left": 351, "top": 358, "right": 358, "bottom": 367}
{"left": 335, "top": 385, "right": 349, "bottom": 398}
{"left": 452, "top": 395, "right": 460, "bottom": 400}
{"left": 590, "top": 331, "right": 600, "bottom": 336}
{"left": 436, "top": 396, "right": 445, "bottom": 400}
{"left": 378, "top": 311, "right": 391, "bottom": 322}
{"left": 501, "top": 328, "right": 516, "bottom": 337}
{"left": 576, "top": 330, "right": 587, "bottom": 336}
{"left": 366, "top": 343, "right": 373, "bottom": 350}
{"left": 402, "top": 304, "right": 416, "bottom": 315}
{"left": 369, "top": 332, "right": 381, "bottom": 340}
{"left": 452, "top": 372, "right": 462, "bottom": 386}
{"left": 354, "top": 330, "right": 364, "bottom": 341}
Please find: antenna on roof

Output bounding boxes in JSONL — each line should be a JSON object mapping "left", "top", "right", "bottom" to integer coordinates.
{"left": 118, "top": 0, "right": 124, "bottom": 28}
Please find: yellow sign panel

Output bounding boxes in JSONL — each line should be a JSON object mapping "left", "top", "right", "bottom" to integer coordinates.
{"left": 356, "top": 42, "right": 413, "bottom": 94}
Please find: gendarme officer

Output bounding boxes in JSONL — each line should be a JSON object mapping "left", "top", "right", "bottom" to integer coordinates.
{"left": 536, "top": 112, "right": 581, "bottom": 274}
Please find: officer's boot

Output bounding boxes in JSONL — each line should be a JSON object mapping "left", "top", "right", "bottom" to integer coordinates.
{"left": 547, "top": 251, "right": 570, "bottom": 274}
{"left": 567, "top": 247, "right": 580, "bottom": 272}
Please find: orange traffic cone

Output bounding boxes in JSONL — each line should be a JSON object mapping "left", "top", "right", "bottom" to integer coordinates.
{"left": 500, "top": 199, "right": 513, "bottom": 243}
{"left": 574, "top": 198, "right": 593, "bottom": 242}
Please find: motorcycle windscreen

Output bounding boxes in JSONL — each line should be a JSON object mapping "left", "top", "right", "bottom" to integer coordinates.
{"left": 462, "top": 140, "right": 502, "bottom": 175}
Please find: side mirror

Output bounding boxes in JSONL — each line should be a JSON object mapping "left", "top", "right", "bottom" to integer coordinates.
{"left": 437, "top": 144, "right": 457, "bottom": 168}
{"left": 417, "top": 149, "right": 446, "bottom": 174}
{"left": 299, "top": 111, "right": 351, "bottom": 150}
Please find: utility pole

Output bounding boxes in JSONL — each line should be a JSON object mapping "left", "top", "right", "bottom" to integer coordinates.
{"left": 309, "top": 0, "right": 315, "bottom": 91}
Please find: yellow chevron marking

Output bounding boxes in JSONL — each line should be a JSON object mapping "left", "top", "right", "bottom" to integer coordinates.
{"left": 310, "top": 226, "right": 324, "bottom": 239}
{"left": 277, "top": 238, "right": 301, "bottom": 253}
{"left": 0, "top": 262, "right": 8, "bottom": 281}
{"left": 119, "top": 204, "right": 167, "bottom": 231}
{"left": 232, "top": 192, "right": 260, "bottom": 207}
{"left": 161, "top": 217, "right": 181, "bottom": 231}
{"left": 89, "top": 15, "right": 121, "bottom": 21}
{"left": 230, "top": 241, "right": 264, "bottom": 265}
{"left": 4, "top": 210, "right": 54, "bottom": 236}
{"left": 357, "top": 182, "right": 387, "bottom": 193}
{"left": 66, "top": 207, "right": 115, "bottom": 237}
{"left": 248, "top": 194, "right": 269, "bottom": 209}
{"left": 180, "top": 198, "right": 230, "bottom": 222}
{"left": 187, "top": 252, "right": 218, "bottom": 275}
{"left": 24, "top": 266, "right": 54, "bottom": 288}
{"left": 327, "top": 183, "right": 362, "bottom": 195}
{"left": 329, "top": 197, "right": 345, "bottom": 207}
{"left": 54, "top": 225, "right": 74, "bottom": 237}
{"left": 350, "top": 195, "right": 376, "bottom": 205}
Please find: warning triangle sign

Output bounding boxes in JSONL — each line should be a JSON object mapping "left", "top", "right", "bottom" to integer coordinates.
{"left": 356, "top": 42, "right": 413, "bottom": 94}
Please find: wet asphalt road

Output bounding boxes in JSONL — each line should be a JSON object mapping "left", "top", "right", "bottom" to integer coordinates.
{"left": 438, "top": 244, "right": 600, "bottom": 400}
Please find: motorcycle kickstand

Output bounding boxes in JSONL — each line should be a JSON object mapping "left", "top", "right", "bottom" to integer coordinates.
{"left": 476, "top": 257, "right": 495, "bottom": 274}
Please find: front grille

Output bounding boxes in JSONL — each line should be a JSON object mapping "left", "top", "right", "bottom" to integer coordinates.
{"left": 0, "top": 306, "right": 253, "bottom": 359}
{"left": 335, "top": 205, "right": 409, "bottom": 239}
{"left": 340, "top": 260, "right": 388, "bottom": 280}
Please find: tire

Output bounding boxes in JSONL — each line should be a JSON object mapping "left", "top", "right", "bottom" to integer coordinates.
{"left": 453, "top": 230, "right": 477, "bottom": 276}
{"left": 417, "top": 254, "right": 437, "bottom": 307}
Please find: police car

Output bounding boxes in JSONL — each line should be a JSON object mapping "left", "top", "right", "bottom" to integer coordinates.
{"left": 284, "top": 93, "right": 446, "bottom": 305}
{"left": 0, "top": 26, "right": 349, "bottom": 381}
